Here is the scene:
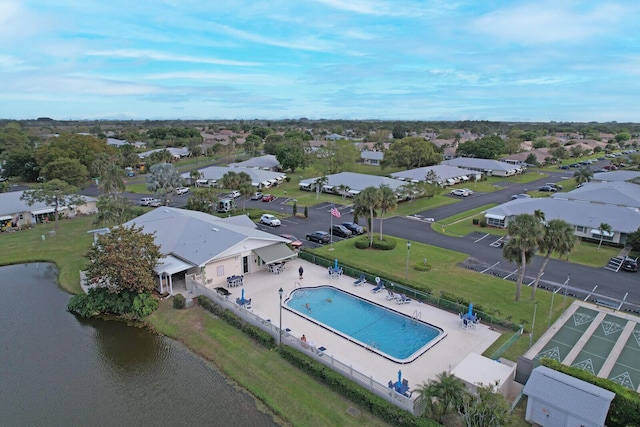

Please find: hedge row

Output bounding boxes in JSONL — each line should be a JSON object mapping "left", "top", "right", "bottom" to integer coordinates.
{"left": 196, "top": 295, "right": 437, "bottom": 426}
{"left": 541, "top": 359, "right": 640, "bottom": 427}
{"left": 354, "top": 236, "right": 398, "bottom": 250}
{"left": 278, "top": 345, "right": 438, "bottom": 427}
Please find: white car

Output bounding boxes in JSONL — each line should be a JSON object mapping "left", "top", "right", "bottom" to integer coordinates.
{"left": 140, "top": 197, "right": 161, "bottom": 206}
{"left": 176, "top": 187, "right": 189, "bottom": 195}
{"left": 460, "top": 188, "right": 474, "bottom": 195}
{"left": 450, "top": 189, "right": 469, "bottom": 197}
{"left": 260, "top": 214, "right": 281, "bottom": 227}
{"left": 230, "top": 190, "right": 241, "bottom": 198}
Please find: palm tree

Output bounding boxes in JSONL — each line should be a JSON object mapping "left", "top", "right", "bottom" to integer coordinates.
{"left": 597, "top": 222, "right": 612, "bottom": 249}
{"left": 190, "top": 169, "right": 203, "bottom": 186}
{"left": 337, "top": 184, "right": 350, "bottom": 200}
{"left": 355, "top": 186, "right": 381, "bottom": 247}
{"left": 502, "top": 213, "right": 544, "bottom": 301}
{"left": 146, "top": 162, "right": 182, "bottom": 205}
{"left": 532, "top": 219, "right": 576, "bottom": 300}
{"left": 377, "top": 185, "right": 397, "bottom": 240}
{"left": 239, "top": 182, "right": 253, "bottom": 211}
{"left": 100, "top": 164, "right": 125, "bottom": 196}
{"left": 314, "top": 176, "right": 328, "bottom": 199}
{"left": 415, "top": 371, "right": 466, "bottom": 423}
{"left": 573, "top": 166, "right": 593, "bottom": 185}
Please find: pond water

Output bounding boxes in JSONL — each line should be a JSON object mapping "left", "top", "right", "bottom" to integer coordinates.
{"left": 0, "top": 263, "right": 278, "bottom": 426}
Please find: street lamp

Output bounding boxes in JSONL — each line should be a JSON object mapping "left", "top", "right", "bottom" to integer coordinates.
{"left": 278, "top": 287, "right": 284, "bottom": 345}
{"left": 529, "top": 301, "right": 538, "bottom": 348}
{"left": 405, "top": 241, "right": 412, "bottom": 279}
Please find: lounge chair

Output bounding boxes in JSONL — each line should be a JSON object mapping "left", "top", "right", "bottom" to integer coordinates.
{"left": 354, "top": 274, "right": 366, "bottom": 286}
{"left": 395, "top": 294, "right": 411, "bottom": 304}
{"left": 385, "top": 290, "right": 396, "bottom": 301}
{"left": 371, "top": 282, "right": 385, "bottom": 293}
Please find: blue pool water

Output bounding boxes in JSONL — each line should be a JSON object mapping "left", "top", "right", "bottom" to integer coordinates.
{"left": 286, "top": 286, "right": 445, "bottom": 362}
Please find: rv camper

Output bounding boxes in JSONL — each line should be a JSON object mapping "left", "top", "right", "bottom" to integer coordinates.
{"left": 216, "top": 198, "right": 235, "bottom": 213}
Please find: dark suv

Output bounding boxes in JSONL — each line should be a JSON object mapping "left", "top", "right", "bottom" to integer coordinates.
{"left": 341, "top": 222, "right": 364, "bottom": 235}
{"left": 330, "top": 224, "right": 352, "bottom": 238}
{"left": 621, "top": 257, "right": 638, "bottom": 272}
{"left": 306, "top": 231, "right": 330, "bottom": 243}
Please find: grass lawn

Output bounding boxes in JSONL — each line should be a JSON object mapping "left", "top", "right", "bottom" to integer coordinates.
{"left": 431, "top": 204, "right": 501, "bottom": 237}
{"left": 149, "top": 300, "right": 389, "bottom": 427}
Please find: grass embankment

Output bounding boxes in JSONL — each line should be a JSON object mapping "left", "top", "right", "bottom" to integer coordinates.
{"left": 149, "top": 300, "right": 390, "bottom": 427}
{"left": 0, "top": 216, "right": 390, "bottom": 426}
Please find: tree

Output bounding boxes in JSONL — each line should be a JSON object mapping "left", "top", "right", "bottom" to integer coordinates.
{"left": 275, "top": 140, "right": 307, "bottom": 172}
{"left": 243, "top": 134, "right": 262, "bottom": 157}
{"left": 459, "top": 382, "right": 513, "bottom": 427}
{"left": 40, "top": 157, "right": 89, "bottom": 186}
{"left": 2, "top": 143, "right": 40, "bottom": 181}
{"left": 354, "top": 186, "right": 381, "bottom": 247}
{"left": 190, "top": 169, "right": 203, "bottom": 185}
{"left": 185, "top": 188, "right": 217, "bottom": 213}
{"left": 239, "top": 181, "right": 254, "bottom": 211}
{"left": 34, "top": 132, "right": 116, "bottom": 174}
{"left": 20, "top": 179, "right": 85, "bottom": 230}
{"left": 416, "top": 371, "right": 465, "bottom": 423}
{"left": 377, "top": 185, "right": 397, "bottom": 240}
{"left": 524, "top": 153, "right": 539, "bottom": 166}
{"left": 573, "top": 167, "right": 593, "bottom": 185}
{"left": 381, "top": 136, "right": 441, "bottom": 169}
{"left": 85, "top": 224, "right": 162, "bottom": 294}
{"left": 93, "top": 195, "right": 140, "bottom": 227}
{"left": 99, "top": 164, "right": 125, "bottom": 196}
{"left": 146, "top": 162, "right": 181, "bottom": 205}
{"left": 315, "top": 140, "right": 359, "bottom": 174}
{"left": 337, "top": 184, "right": 351, "bottom": 200}
{"left": 0, "top": 122, "right": 30, "bottom": 155}
{"left": 187, "top": 140, "right": 202, "bottom": 163}
{"left": 625, "top": 227, "right": 640, "bottom": 252}
{"left": 313, "top": 176, "right": 328, "bottom": 199}
{"left": 532, "top": 219, "right": 576, "bottom": 299}
{"left": 455, "top": 135, "right": 505, "bottom": 159}
{"left": 263, "top": 134, "right": 284, "bottom": 155}
{"left": 597, "top": 222, "right": 612, "bottom": 250}
{"left": 502, "top": 213, "right": 544, "bottom": 301}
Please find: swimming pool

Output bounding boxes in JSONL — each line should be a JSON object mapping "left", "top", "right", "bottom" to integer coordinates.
{"left": 285, "top": 286, "right": 446, "bottom": 363}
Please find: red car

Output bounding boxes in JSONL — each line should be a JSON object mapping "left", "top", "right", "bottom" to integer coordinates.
{"left": 262, "top": 194, "right": 274, "bottom": 202}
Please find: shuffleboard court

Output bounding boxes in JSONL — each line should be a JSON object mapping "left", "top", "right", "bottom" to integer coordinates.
{"left": 607, "top": 325, "right": 640, "bottom": 391}
{"left": 570, "top": 314, "right": 627, "bottom": 376}
{"left": 534, "top": 307, "right": 599, "bottom": 364}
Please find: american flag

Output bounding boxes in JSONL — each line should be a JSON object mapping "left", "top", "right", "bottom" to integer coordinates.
{"left": 330, "top": 204, "right": 341, "bottom": 218}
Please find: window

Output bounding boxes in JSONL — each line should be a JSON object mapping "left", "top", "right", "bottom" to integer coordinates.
{"left": 216, "top": 265, "right": 224, "bottom": 277}
{"left": 575, "top": 225, "right": 585, "bottom": 232}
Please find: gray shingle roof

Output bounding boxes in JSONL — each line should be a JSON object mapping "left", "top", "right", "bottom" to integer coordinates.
{"left": 552, "top": 181, "right": 640, "bottom": 208}
{"left": 443, "top": 158, "right": 521, "bottom": 172}
{"left": 180, "top": 166, "right": 286, "bottom": 186}
{"left": 123, "top": 207, "right": 289, "bottom": 266}
{"left": 523, "top": 366, "right": 614, "bottom": 426}
{"left": 485, "top": 198, "right": 640, "bottom": 232}
{"left": 0, "top": 191, "right": 96, "bottom": 217}
{"left": 228, "top": 154, "right": 280, "bottom": 169}
{"left": 360, "top": 151, "right": 384, "bottom": 161}
{"left": 300, "top": 172, "right": 405, "bottom": 192}
{"left": 391, "top": 165, "right": 479, "bottom": 182}
{"left": 593, "top": 171, "right": 640, "bottom": 182}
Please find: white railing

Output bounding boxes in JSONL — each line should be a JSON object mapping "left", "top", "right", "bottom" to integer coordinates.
{"left": 185, "top": 274, "right": 421, "bottom": 415}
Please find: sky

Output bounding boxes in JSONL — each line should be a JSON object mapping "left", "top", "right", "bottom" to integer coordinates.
{"left": 1, "top": 0, "right": 639, "bottom": 122}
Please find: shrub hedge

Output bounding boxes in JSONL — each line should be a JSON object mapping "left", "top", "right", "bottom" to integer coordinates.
{"left": 196, "top": 295, "right": 437, "bottom": 426}
{"left": 173, "top": 294, "right": 186, "bottom": 309}
{"left": 541, "top": 359, "right": 640, "bottom": 427}
{"left": 354, "top": 237, "right": 397, "bottom": 250}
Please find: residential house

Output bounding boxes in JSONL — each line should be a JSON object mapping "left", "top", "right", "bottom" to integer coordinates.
{"left": 391, "top": 165, "right": 481, "bottom": 186}
{"left": 299, "top": 171, "right": 405, "bottom": 198}
{"left": 228, "top": 154, "right": 281, "bottom": 171}
{"left": 122, "top": 207, "right": 296, "bottom": 295}
{"left": 592, "top": 171, "right": 640, "bottom": 183}
{"left": 360, "top": 150, "right": 384, "bottom": 166}
{"left": 443, "top": 158, "right": 523, "bottom": 177}
{"left": 551, "top": 181, "right": 640, "bottom": 209}
{"left": 182, "top": 166, "right": 286, "bottom": 189}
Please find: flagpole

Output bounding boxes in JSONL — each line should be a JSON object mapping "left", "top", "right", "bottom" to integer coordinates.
{"left": 330, "top": 203, "right": 334, "bottom": 247}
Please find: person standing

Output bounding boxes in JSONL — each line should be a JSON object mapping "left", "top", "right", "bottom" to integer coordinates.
{"left": 299, "top": 266, "right": 304, "bottom": 279}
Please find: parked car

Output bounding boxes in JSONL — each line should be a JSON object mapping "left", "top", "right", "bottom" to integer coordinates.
{"left": 620, "top": 257, "right": 638, "bottom": 272}
{"left": 602, "top": 165, "right": 618, "bottom": 171}
{"left": 306, "top": 230, "right": 330, "bottom": 243}
{"left": 250, "top": 192, "right": 263, "bottom": 200}
{"left": 140, "top": 197, "right": 161, "bottom": 206}
{"left": 260, "top": 213, "right": 281, "bottom": 227}
{"left": 569, "top": 163, "right": 580, "bottom": 168}
{"left": 230, "top": 190, "right": 241, "bottom": 198}
{"left": 559, "top": 165, "right": 570, "bottom": 170}
{"left": 545, "top": 183, "right": 563, "bottom": 190}
{"left": 280, "top": 234, "right": 303, "bottom": 248}
{"left": 539, "top": 186, "right": 557, "bottom": 192}
{"left": 461, "top": 188, "right": 474, "bottom": 195}
{"left": 511, "top": 194, "right": 532, "bottom": 200}
{"left": 341, "top": 221, "right": 364, "bottom": 235}
{"left": 450, "top": 189, "right": 469, "bottom": 197}
{"left": 176, "top": 187, "right": 189, "bottom": 195}
{"left": 261, "top": 194, "right": 275, "bottom": 202}
{"left": 330, "top": 224, "right": 352, "bottom": 238}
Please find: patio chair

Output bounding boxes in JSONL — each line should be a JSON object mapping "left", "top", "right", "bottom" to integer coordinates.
{"left": 395, "top": 294, "right": 411, "bottom": 304}
{"left": 371, "top": 282, "right": 385, "bottom": 293}
{"left": 354, "top": 274, "right": 366, "bottom": 286}
{"left": 385, "top": 290, "right": 396, "bottom": 301}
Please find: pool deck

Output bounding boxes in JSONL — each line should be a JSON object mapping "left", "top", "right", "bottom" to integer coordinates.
{"left": 218, "top": 259, "right": 502, "bottom": 391}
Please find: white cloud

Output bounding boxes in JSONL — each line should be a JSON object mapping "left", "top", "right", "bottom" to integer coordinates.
{"left": 470, "top": 1, "right": 628, "bottom": 45}
{"left": 210, "top": 23, "right": 336, "bottom": 52}
{"left": 85, "top": 49, "right": 261, "bottom": 67}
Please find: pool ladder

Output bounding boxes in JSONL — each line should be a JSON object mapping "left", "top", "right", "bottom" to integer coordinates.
{"left": 412, "top": 310, "right": 422, "bottom": 324}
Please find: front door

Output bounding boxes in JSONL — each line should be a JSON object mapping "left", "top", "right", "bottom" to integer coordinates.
{"left": 242, "top": 256, "right": 249, "bottom": 274}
